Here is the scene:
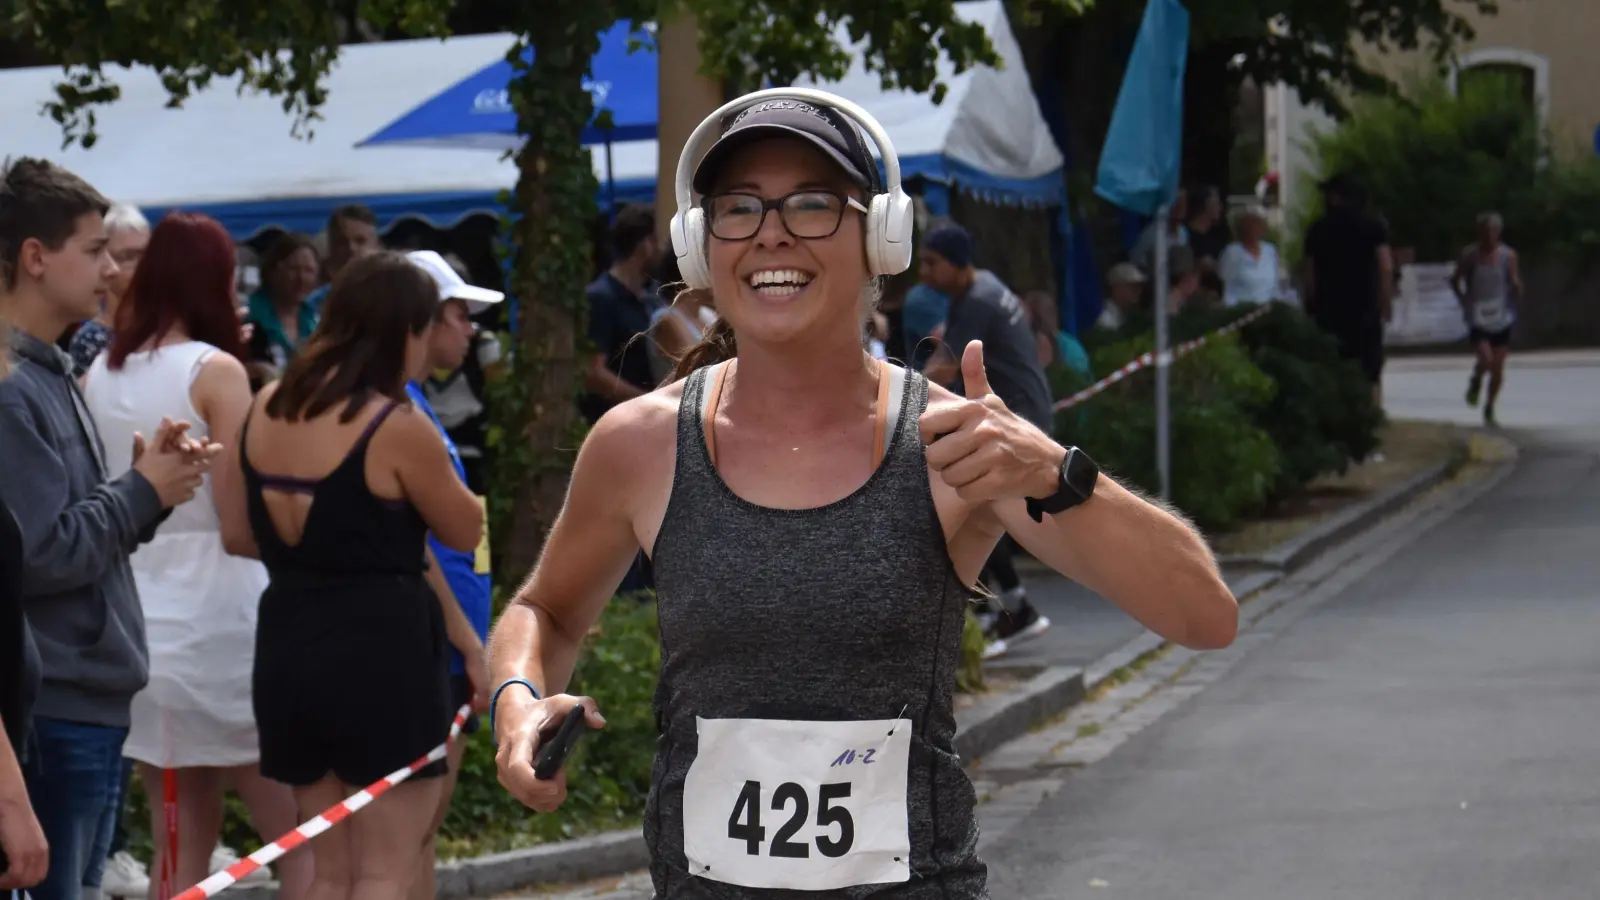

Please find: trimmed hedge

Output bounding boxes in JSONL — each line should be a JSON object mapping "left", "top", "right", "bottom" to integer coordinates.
{"left": 1052, "top": 330, "right": 1280, "bottom": 529}
{"left": 1056, "top": 301, "right": 1382, "bottom": 528}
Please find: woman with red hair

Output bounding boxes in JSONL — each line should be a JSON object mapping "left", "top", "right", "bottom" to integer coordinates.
{"left": 82, "top": 212, "right": 311, "bottom": 900}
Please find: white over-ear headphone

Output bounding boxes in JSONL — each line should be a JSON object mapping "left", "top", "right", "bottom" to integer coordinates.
{"left": 669, "top": 87, "right": 915, "bottom": 291}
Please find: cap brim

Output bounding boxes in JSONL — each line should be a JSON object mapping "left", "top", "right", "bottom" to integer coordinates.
{"left": 449, "top": 284, "right": 504, "bottom": 314}
{"left": 692, "top": 123, "right": 869, "bottom": 196}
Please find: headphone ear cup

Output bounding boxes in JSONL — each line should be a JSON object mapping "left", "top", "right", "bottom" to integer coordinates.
{"left": 671, "top": 208, "right": 713, "bottom": 291}
{"left": 863, "top": 195, "right": 889, "bottom": 277}
{"left": 866, "top": 191, "right": 915, "bottom": 277}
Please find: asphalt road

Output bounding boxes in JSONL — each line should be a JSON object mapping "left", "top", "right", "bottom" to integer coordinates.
{"left": 1000, "top": 349, "right": 1600, "bottom": 672}
{"left": 983, "top": 352, "right": 1600, "bottom": 899}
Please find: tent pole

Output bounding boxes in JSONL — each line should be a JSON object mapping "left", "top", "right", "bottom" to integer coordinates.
{"left": 606, "top": 137, "right": 617, "bottom": 223}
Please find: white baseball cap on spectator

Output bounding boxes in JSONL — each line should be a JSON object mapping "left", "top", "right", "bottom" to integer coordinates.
{"left": 1107, "top": 262, "right": 1148, "bottom": 286}
{"left": 406, "top": 250, "right": 504, "bottom": 314}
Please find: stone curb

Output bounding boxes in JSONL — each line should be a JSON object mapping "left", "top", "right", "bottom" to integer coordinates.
{"left": 226, "top": 433, "right": 1474, "bottom": 900}
{"left": 1215, "top": 431, "right": 1471, "bottom": 573}
{"left": 441, "top": 830, "right": 649, "bottom": 899}
{"left": 953, "top": 664, "right": 1085, "bottom": 763}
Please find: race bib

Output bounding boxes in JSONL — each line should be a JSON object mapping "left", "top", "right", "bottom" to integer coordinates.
{"left": 682, "top": 717, "right": 913, "bottom": 891}
{"left": 1473, "top": 298, "right": 1510, "bottom": 331}
{"left": 473, "top": 495, "right": 491, "bottom": 575}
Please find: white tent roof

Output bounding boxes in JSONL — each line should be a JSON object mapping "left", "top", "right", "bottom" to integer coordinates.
{"left": 797, "top": 0, "right": 1063, "bottom": 184}
{"left": 0, "top": 0, "right": 1060, "bottom": 236}
{"left": 0, "top": 33, "right": 526, "bottom": 210}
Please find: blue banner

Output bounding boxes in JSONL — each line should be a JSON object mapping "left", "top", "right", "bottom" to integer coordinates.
{"left": 1094, "top": 0, "right": 1189, "bottom": 217}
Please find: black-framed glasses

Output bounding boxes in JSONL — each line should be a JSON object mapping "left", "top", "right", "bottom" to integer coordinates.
{"left": 701, "top": 190, "right": 869, "bottom": 241}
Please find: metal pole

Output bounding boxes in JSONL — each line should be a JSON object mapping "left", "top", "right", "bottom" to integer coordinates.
{"left": 1152, "top": 204, "right": 1171, "bottom": 500}
{"left": 606, "top": 138, "right": 617, "bottom": 224}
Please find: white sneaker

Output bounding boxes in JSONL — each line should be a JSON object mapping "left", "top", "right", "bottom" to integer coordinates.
{"left": 102, "top": 851, "right": 151, "bottom": 899}
{"left": 981, "top": 637, "right": 1010, "bottom": 660}
{"left": 211, "top": 844, "right": 272, "bottom": 886}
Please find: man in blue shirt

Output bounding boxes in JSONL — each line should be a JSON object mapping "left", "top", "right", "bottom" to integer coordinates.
{"left": 404, "top": 250, "right": 504, "bottom": 900}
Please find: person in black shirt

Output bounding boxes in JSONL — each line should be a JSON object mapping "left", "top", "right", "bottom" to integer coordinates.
{"left": 1186, "top": 184, "right": 1230, "bottom": 294}
{"left": 579, "top": 204, "right": 661, "bottom": 425}
{"left": 919, "top": 223, "right": 1053, "bottom": 431}
{"left": 918, "top": 221, "right": 1052, "bottom": 657}
{"left": 1301, "top": 173, "right": 1394, "bottom": 408}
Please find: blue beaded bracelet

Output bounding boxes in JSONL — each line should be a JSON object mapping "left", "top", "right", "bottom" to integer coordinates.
{"left": 489, "top": 677, "right": 542, "bottom": 745}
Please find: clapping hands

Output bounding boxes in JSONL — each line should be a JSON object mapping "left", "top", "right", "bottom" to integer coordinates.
{"left": 131, "top": 417, "right": 225, "bottom": 508}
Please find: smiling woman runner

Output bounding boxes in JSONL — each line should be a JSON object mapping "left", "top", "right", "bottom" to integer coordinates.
{"left": 487, "top": 87, "right": 1239, "bottom": 899}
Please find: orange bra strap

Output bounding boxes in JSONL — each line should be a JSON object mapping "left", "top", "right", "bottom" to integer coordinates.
{"left": 871, "top": 360, "right": 892, "bottom": 464}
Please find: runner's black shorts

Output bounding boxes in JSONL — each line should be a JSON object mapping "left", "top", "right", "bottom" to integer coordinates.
{"left": 1469, "top": 326, "right": 1512, "bottom": 348}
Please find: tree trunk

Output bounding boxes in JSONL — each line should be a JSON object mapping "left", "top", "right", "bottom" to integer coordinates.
{"left": 654, "top": 11, "right": 725, "bottom": 242}
{"left": 494, "top": 20, "right": 609, "bottom": 584}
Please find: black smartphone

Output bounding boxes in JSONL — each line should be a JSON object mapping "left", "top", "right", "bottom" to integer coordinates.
{"left": 534, "top": 705, "right": 590, "bottom": 780}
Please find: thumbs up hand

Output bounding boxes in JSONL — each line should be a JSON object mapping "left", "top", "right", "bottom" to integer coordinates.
{"left": 957, "top": 339, "right": 992, "bottom": 400}
{"left": 918, "top": 341, "right": 1066, "bottom": 504}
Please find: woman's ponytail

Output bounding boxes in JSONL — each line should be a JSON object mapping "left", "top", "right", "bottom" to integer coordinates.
{"left": 669, "top": 315, "right": 736, "bottom": 382}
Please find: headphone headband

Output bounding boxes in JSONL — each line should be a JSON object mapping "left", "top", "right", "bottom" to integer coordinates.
{"left": 672, "top": 87, "right": 903, "bottom": 214}
{"left": 669, "top": 86, "right": 915, "bottom": 288}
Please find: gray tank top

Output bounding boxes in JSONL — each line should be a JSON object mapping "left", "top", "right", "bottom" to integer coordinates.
{"left": 1465, "top": 244, "right": 1515, "bottom": 331}
{"left": 645, "top": 360, "right": 986, "bottom": 899}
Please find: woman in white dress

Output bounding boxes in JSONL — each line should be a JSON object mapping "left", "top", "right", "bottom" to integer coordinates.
{"left": 83, "top": 212, "right": 312, "bottom": 900}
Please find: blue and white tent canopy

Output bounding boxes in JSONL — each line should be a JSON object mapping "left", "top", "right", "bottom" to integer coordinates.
{"left": 358, "top": 21, "right": 659, "bottom": 150}
{"left": 0, "top": 0, "right": 1062, "bottom": 241}
{"left": 0, "top": 34, "right": 551, "bottom": 240}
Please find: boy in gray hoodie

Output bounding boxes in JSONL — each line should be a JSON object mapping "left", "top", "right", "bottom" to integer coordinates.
{"left": 0, "top": 158, "right": 216, "bottom": 900}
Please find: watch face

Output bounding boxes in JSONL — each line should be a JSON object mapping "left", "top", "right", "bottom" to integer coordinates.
{"left": 1065, "top": 447, "right": 1099, "bottom": 498}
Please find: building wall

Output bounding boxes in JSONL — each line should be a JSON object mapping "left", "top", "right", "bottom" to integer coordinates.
{"left": 1430, "top": 0, "right": 1600, "bottom": 149}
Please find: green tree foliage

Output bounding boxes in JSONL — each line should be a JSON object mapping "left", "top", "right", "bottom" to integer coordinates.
{"left": 1181, "top": 0, "right": 1498, "bottom": 119}
{"left": 7, "top": 0, "right": 1076, "bottom": 579}
{"left": 1299, "top": 72, "right": 1600, "bottom": 265}
{"left": 1023, "top": 0, "right": 1500, "bottom": 192}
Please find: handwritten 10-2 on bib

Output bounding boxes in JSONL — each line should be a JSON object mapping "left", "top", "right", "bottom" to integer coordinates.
{"left": 682, "top": 717, "right": 913, "bottom": 891}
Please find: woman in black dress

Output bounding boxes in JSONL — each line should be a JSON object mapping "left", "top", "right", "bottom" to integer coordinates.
{"left": 215, "top": 252, "right": 483, "bottom": 900}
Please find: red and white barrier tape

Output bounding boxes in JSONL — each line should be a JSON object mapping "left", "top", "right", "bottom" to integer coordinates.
{"left": 172, "top": 705, "right": 472, "bottom": 900}
{"left": 1051, "top": 306, "right": 1272, "bottom": 412}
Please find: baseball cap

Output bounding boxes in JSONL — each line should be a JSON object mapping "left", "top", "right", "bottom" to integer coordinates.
{"left": 922, "top": 222, "right": 973, "bottom": 269}
{"left": 1107, "top": 262, "right": 1148, "bottom": 286}
{"left": 406, "top": 250, "right": 504, "bottom": 315}
{"left": 692, "top": 97, "right": 880, "bottom": 196}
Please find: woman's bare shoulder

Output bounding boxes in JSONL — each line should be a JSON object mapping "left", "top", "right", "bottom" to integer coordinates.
{"left": 583, "top": 379, "right": 686, "bottom": 467}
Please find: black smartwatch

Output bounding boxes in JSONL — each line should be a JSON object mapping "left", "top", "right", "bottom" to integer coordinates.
{"left": 1025, "top": 446, "right": 1100, "bottom": 522}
